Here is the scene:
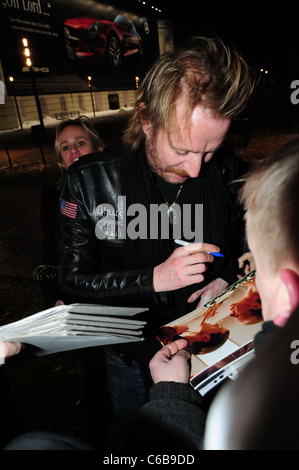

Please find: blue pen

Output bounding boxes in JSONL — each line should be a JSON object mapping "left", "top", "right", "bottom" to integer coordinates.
{"left": 174, "top": 239, "right": 224, "bottom": 257}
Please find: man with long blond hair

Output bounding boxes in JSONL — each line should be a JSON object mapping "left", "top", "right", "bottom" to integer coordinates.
{"left": 58, "top": 36, "right": 256, "bottom": 436}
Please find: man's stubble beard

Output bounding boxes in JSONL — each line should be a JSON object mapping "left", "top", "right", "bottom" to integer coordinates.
{"left": 145, "top": 135, "right": 189, "bottom": 185}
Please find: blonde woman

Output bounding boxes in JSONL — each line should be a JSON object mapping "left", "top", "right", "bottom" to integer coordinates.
{"left": 55, "top": 116, "right": 103, "bottom": 172}
{"left": 35, "top": 116, "right": 103, "bottom": 307}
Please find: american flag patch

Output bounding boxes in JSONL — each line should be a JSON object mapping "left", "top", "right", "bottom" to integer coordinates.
{"left": 60, "top": 199, "right": 78, "bottom": 219}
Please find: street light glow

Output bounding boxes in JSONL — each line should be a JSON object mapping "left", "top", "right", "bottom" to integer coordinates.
{"left": 20, "top": 37, "right": 44, "bottom": 137}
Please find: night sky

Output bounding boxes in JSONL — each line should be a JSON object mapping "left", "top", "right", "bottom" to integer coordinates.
{"left": 130, "top": 1, "right": 299, "bottom": 84}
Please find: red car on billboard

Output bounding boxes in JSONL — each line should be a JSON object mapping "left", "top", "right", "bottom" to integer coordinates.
{"left": 64, "top": 14, "right": 142, "bottom": 73}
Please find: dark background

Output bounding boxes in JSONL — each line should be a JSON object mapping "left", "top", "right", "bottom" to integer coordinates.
{"left": 158, "top": 0, "right": 299, "bottom": 87}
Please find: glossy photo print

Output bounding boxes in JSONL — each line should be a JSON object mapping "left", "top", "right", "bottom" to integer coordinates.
{"left": 156, "top": 271, "right": 263, "bottom": 395}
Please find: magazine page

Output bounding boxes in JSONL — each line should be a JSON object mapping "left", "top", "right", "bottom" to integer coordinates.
{"left": 190, "top": 342, "right": 255, "bottom": 396}
{"left": 156, "top": 271, "right": 263, "bottom": 395}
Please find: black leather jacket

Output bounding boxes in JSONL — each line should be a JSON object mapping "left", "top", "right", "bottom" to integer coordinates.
{"left": 58, "top": 144, "right": 240, "bottom": 330}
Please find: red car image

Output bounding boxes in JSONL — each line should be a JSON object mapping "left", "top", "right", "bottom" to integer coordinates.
{"left": 64, "top": 14, "right": 142, "bottom": 73}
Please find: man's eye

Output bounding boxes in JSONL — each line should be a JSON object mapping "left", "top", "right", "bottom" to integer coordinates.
{"left": 203, "top": 151, "right": 213, "bottom": 160}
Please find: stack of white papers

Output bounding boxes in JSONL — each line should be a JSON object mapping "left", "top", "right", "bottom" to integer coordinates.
{"left": 0, "top": 304, "right": 148, "bottom": 356}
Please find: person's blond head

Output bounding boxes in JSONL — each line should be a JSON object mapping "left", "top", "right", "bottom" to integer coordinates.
{"left": 239, "top": 137, "right": 299, "bottom": 273}
{"left": 123, "top": 36, "right": 256, "bottom": 151}
{"left": 55, "top": 115, "right": 104, "bottom": 170}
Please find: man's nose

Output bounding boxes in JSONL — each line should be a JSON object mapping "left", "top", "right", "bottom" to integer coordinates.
{"left": 183, "top": 155, "right": 202, "bottom": 178}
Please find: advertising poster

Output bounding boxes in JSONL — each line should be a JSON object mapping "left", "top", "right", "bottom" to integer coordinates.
{"left": 0, "top": 0, "right": 160, "bottom": 94}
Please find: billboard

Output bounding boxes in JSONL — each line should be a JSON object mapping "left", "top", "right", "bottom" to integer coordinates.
{"left": 0, "top": 0, "right": 160, "bottom": 95}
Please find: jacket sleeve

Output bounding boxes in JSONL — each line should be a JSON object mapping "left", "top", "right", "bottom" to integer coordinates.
{"left": 58, "top": 170, "right": 162, "bottom": 307}
{"left": 137, "top": 382, "right": 205, "bottom": 450}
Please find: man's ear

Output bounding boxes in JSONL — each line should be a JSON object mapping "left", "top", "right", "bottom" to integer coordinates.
{"left": 139, "top": 102, "right": 151, "bottom": 136}
{"left": 274, "top": 269, "right": 299, "bottom": 327}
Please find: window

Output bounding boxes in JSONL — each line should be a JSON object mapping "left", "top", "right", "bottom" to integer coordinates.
{"left": 60, "top": 96, "right": 67, "bottom": 111}
{"left": 78, "top": 95, "right": 86, "bottom": 110}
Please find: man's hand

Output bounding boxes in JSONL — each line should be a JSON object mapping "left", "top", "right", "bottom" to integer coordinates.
{"left": 153, "top": 242, "right": 221, "bottom": 292}
{"left": 149, "top": 338, "right": 191, "bottom": 384}
{"left": 187, "top": 277, "right": 228, "bottom": 307}
{"left": 0, "top": 341, "right": 22, "bottom": 365}
{"left": 238, "top": 251, "right": 255, "bottom": 274}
